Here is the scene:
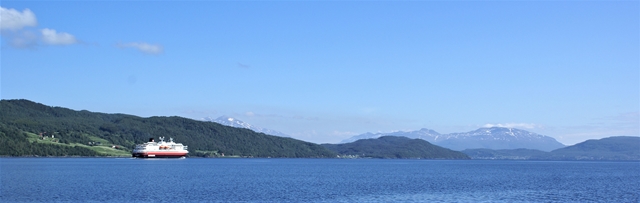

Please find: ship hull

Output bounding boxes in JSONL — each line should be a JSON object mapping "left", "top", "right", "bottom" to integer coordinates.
{"left": 132, "top": 151, "right": 188, "bottom": 158}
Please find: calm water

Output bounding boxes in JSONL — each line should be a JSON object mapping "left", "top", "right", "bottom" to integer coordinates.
{"left": 1, "top": 158, "right": 639, "bottom": 202}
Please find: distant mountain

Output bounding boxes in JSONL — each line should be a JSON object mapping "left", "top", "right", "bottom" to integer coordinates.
{"left": 462, "top": 136, "right": 640, "bottom": 161}
{"left": 437, "top": 127, "right": 565, "bottom": 151}
{"left": 343, "top": 127, "right": 565, "bottom": 151}
{"left": 203, "top": 116, "right": 289, "bottom": 137}
{"left": 540, "top": 136, "right": 640, "bottom": 161}
{"left": 323, "top": 136, "right": 470, "bottom": 159}
{"left": 340, "top": 128, "right": 441, "bottom": 143}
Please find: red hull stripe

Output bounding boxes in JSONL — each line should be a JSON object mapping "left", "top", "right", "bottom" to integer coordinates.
{"left": 137, "top": 152, "right": 187, "bottom": 156}
{"left": 133, "top": 155, "right": 185, "bottom": 158}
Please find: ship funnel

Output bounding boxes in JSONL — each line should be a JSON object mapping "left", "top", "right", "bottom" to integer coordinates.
{"left": 149, "top": 138, "right": 155, "bottom": 142}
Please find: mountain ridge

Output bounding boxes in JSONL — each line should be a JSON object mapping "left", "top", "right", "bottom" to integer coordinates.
{"left": 462, "top": 136, "right": 640, "bottom": 160}
{"left": 342, "top": 127, "right": 565, "bottom": 151}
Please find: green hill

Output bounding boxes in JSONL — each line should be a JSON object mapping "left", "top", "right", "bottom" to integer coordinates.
{"left": 322, "top": 136, "right": 469, "bottom": 159}
{"left": 0, "top": 99, "right": 336, "bottom": 158}
{"left": 537, "top": 136, "right": 640, "bottom": 161}
{"left": 461, "top": 136, "right": 640, "bottom": 161}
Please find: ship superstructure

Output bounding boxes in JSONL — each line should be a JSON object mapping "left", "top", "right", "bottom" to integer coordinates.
{"left": 132, "top": 137, "right": 188, "bottom": 158}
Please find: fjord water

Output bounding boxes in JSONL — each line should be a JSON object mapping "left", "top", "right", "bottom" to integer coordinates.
{"left": 2, "top": 158, "right": 638, "bottom": 202}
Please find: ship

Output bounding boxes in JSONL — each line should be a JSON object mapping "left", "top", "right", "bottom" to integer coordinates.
{"left": 132, "top": 137, "right": 189, "bottom": 158}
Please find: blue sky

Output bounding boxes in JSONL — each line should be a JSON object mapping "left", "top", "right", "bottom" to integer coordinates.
{"left": 1, "top": 1, "right": 638, "bottom": 144}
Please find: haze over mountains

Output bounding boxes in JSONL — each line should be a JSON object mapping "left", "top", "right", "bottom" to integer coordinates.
{"left": 205, "top": 116, "right": 566, "bottom": 152}
{"left": 203, "top": 116, "right": 289, "bottom": 137}
{"left": 342, "top": 127, "right": 566, "bottom": 151}
{"left": 1, "top": 99, "right": 637, "bottom": 160}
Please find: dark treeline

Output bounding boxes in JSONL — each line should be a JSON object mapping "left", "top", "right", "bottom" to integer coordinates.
{"left": 0, "top": 99, "right": 336, "bottom": 157}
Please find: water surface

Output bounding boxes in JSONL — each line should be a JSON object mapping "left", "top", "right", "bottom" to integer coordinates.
{"left": 2, "top": 158, "right": 638, "bottom": 202}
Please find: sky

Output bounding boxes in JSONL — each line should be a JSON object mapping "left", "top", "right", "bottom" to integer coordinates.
{"left": 1, "top": 1, "right": 638, "bottom": 145}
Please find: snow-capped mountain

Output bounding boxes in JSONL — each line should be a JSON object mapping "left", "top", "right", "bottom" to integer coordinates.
{"left": 342, "top": 127, "right": 565, "bottom": 151}
{"left": 439, "top": 127, "right": 565, "bottom": 151}
{"left": 203, "top": 116, "right": 289, "bottom": 137}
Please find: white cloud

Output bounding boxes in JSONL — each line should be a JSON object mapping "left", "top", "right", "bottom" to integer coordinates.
{"left": 483, "top": 123, "right": 540, "bottom": 129}
{"left": 41, "top": 28, "right": 77, "bottom": 45}
{"left": 0, "top": 7, "right": 37, "bottom": 30}
{"left": 1, "top": 7, "right": 79, "bottom": 48}
{"left": 117, "top": 42, "right": 164, "bottom": 55}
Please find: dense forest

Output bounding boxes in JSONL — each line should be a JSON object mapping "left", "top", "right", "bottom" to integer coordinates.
{"left": 0, "top": 99, "right": 336, "bottom": 157}
{"left": 322, "top": 136, "right": 470, "bottom": 159}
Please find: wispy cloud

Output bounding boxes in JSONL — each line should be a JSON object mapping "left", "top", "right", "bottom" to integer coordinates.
{"left": 41, "top": 28, "right": 77, "bottom": 45}
{"left": 0, "top": 7, "right": 37, "bottom": 31}
{"left": 239, "top": 111, "right": 320, "bottom": 121}
{"left": 331, "top": 130, "right": 359, "bottom": 137}
{"left": 606, "top": 111, "right": 639, "bottom": 124}
{"left": 237, "top": 62, "right": 250, "bottom": 69}
{"left": 5, "top": 30, "right": 38, "bottom": 48}
{"left": 482, "top": 123, "right": 540, "bottom": 129}
{"left": 116, "top": 42, "right": 164, "bottom": 55}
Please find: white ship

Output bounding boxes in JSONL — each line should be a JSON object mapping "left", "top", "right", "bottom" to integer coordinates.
{"left": 132, "top": 137, "right": 188, "bottom": 158}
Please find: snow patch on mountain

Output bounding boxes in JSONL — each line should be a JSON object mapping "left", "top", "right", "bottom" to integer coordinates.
{"left": 203, "top": 116, "right": 289, "bottom": 137}
{"left": 342, "top": 127, "right": 565, "bottom": 151}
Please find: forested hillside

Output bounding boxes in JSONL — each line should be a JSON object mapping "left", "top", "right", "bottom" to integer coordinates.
{"left": 0, "top": 99, "right": 336, "bottom": 157}
{"left": 539, "top": 136, "right": 640, "bottom": 160}
{"left": 322, "top": 136, "right": 469, "bottom": 159}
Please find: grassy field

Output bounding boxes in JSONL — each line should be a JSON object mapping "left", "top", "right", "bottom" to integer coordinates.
{"left": 25, "top": 132, "right": 131, "bottom": 157}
